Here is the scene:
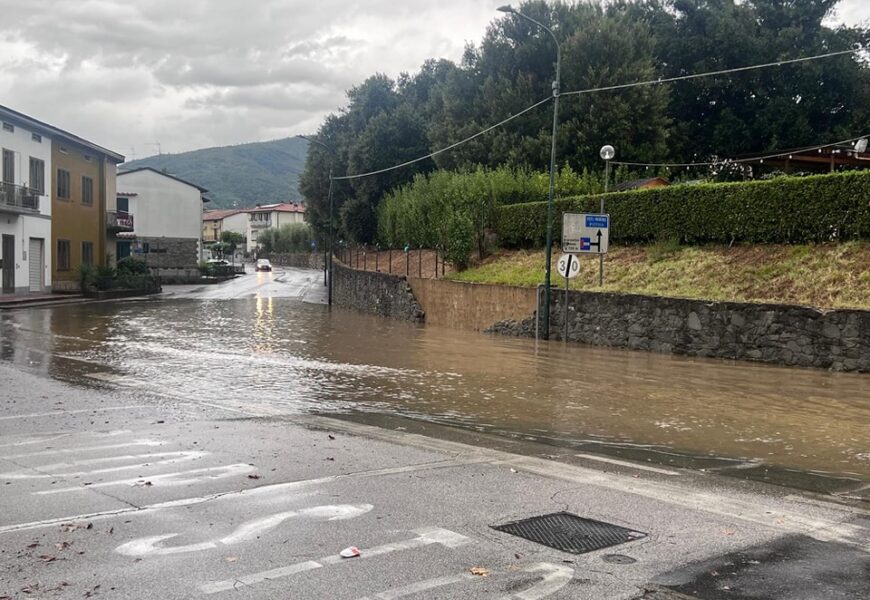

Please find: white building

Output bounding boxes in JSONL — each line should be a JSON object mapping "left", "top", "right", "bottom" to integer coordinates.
{"left": 0, "top": 108, "right": 53, "bottom": 294}
{"left": 202, "top": 209, "right": 248, "bottom": 251}
{"left": 113, "top": 167, "right": 209, "bottom": 278}
{"left": 247, "top": 202, "right": 305, "bottom": 253}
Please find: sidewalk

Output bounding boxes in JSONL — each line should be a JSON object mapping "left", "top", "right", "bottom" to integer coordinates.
{"left": 0, "top": 362, "right": 866, "bottom": 599}
{"left": 0, "top": 291, "right": 85, "bottom": 310}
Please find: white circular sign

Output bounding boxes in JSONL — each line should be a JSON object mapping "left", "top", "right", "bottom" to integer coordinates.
{"left": 556, "top": 253, "right": 580, "bottom": 279}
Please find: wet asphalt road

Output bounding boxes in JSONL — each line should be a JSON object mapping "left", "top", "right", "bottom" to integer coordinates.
{"left": 0, "top": 359, "right": 868, "bottom": 598}
{"left": 0, "top": 268, "right": 868, "bottom": 598}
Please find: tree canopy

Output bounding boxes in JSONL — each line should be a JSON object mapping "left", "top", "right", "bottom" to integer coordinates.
{"left": 300, "top": 0, "right": 870, "bottom": 243}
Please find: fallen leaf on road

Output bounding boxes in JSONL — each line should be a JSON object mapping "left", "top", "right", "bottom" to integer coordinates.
{"left": 326, "top": 457, "right": 335, "bottom": 461}
{"left": 470, "top": 567, "right": 490, "bottom": 577}
{"left": 225, "top": 556, "right": 238, "bottom": 563}
{"left": 247, "top": 474, "right": 261, "bottom": 480}
{"left": 37, "top": 555, "right": 57, "bottom": 562}
{"left": 723, "top": 529, "right": 735, "bottom": 536}
{"left": 328, "top": 434, "right": 336, "bottom": 440}
{"left": 26, "top": 542, "right": 39, "bottom": 549}
{"left": 54, "top": 541, "right": 72, "bottom": 551}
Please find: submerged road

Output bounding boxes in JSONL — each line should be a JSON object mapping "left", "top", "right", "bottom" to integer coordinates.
{"left": 0, "top": 363, "right": 867, "bottom": 599}
{"left": 163, "top": 264, "right": 328, "bottom": 302}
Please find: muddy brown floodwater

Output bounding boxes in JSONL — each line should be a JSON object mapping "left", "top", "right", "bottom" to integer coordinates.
{"left": 2, "top": 296, "right": 869, "bottom": 491}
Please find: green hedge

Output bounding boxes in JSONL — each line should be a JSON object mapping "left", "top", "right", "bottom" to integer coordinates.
{"left": 495, "top": 171, "right": 870, "bottom": 247}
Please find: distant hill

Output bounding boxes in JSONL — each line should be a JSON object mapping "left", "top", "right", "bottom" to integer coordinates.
{"left": 120, "top": 137, "right": 309, "bottom": 210}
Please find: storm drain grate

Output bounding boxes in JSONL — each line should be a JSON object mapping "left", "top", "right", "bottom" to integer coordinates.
{"left": 491, "top": 512, "right": 646, "bottom": 555}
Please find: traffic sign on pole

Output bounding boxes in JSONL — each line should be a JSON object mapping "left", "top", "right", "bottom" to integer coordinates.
{"left": 556, "top": 253, "right": 580, "bottom": 279}
{"left": 562, "top": 213, "right": 610, "bottom": 255}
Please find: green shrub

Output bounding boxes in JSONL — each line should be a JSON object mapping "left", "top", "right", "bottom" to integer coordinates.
{"left": 78, "top": 264, "right": 96, "bottom": 291}
{"left": 116, "top": 257, "right": 149, "bottom": 276}
{"left": 495, "top": 171, "right": 870, "bottom": 248}
{"left": 95, "top": 265, "right": 116, "bottom": 290}
{"left": 257, "top": 223, "right": 313, "bottom": 253}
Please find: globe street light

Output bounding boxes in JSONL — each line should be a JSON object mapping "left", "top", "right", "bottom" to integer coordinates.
{"left": 599, "top": 145, "right": 615, "bottom": 285}
{"left": 498, "top": 4, "right": 561, "bottom": 340}
{"left": 298, "top": 135, "right": 336, "bottom": 306}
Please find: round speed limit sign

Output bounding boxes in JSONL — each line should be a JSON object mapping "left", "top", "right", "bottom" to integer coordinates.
{"left": 556, "top": 253, "right": 580, "bottom": 279}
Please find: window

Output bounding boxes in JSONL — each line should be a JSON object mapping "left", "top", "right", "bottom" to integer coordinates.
{"left": 2, "top": 122, "right": 13, "bottom": 133}
{"left": 31, "top": 133, "right": 42, "bottom": 143}
{"left": 142, "top": 242, "right": 150, "bottom": 253}
{"left": 117, "top": 196, "right": 129, "bottom": 213}
{"left": 2, "top": 149, "right": 13, "bottom": 184}
{"left": 57, "top": 169, "right": 70, "bottom": 199}
{"left": 81, "top": 241, "right": 94, "bottom": 266}
{"left": 82, "top": 176, "right": 93, "bottom": 205}
{"left": 29, "top": 158, "right": 45, "bottom": 195}
{"left": 57, "top": 239, "right": 70, "bottom": 271}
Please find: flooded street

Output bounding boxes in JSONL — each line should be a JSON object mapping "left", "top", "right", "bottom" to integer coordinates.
{"left": 2, "top": 269, "right": 869, "bottom": 488}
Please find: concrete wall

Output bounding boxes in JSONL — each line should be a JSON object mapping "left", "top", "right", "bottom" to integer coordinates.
{"left": 488, "top": 288, "right": 870, "bottom": 373}
{"left": 408, "top": 278, "right": 537, "bottom": 331}
{"left": 332, "top": 261, "right": 424, "bottom": 322}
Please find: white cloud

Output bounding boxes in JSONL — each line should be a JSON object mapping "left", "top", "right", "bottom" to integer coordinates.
{"left": 0, "top": 0, "right": 865, "bottom": 160}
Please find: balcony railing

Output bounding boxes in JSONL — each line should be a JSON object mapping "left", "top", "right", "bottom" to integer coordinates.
{"left": 106, "top": 210, "right": 134, "bottom": 231}
{"left": 0, "top": 181, "right": 40, "bottom": 214}
{"left": 250, "top": 218, "right": 272, "bottom": 228}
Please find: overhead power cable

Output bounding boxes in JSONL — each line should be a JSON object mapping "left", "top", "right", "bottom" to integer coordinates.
{"left": 334, "top": 48, "right": 862, "bottom": 181}
{"left": 331, "top": 96, "right": 552, "bottom": 180}
{"left": 611, "top": 134, "right": 870, "bottom": 169}
{"left": 560, "top": 48, "right": 861, "bottom": 97}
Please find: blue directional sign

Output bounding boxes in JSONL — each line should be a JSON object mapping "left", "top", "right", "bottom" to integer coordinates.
{"left": 562, "top": 212, "right": 610, "bottom": 254}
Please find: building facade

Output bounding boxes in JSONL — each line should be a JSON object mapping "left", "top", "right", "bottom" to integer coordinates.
{"left": 246, "top": 203, "right": 305, "bottom": 253}
{"left": 1, "top": 105, "right": 122, "bottom": 295}
{"left": 202, "top": 209, "right": 248, "bottom": 250}
{"left": 0, "top": 112, "right": 52, "bottom": 295}
{"left": 114, "top": 167, "right": 208, "bottom": 279}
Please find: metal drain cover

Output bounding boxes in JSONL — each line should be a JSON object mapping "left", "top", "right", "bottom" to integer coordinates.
{"left": 492, "top": 512, "right": 646, "bottom": 555}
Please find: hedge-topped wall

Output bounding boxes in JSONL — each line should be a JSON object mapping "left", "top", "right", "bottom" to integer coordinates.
{"left": 495, "top": 170, "right": 870, "bottom": 247}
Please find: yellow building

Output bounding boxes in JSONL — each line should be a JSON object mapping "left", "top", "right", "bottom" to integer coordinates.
{"left": 50, "top": 135, "right": 123, "bottom": 291}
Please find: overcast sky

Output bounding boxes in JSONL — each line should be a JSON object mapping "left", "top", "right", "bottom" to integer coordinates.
{"left": 0, "top": 0, "right": 867, "bottom": 161}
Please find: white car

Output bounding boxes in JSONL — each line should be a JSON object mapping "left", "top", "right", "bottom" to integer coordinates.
{"left": 255, "top": 259, "right": 272, "bottom": 272}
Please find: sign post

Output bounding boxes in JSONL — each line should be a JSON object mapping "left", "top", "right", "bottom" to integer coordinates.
{"left": 556, "top": 252, "right": 580, "bottom": 341}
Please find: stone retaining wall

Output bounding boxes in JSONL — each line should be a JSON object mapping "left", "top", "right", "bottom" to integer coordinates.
{"left": 488, "top": 288, "right": 870, "bottom": 372}
{"left": 332, "top": 261, "right": 424, "bottom": 322}
{"left": 263, "top": 253, "right": 325, "bottom": 270}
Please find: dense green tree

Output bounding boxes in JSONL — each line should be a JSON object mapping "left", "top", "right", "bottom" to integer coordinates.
{"left": 299, "top": 0, "right": 870, "bottom": 241}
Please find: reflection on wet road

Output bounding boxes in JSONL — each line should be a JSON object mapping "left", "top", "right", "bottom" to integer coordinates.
{"left": 1, "top": 269, "right": 869, "bottom": 487}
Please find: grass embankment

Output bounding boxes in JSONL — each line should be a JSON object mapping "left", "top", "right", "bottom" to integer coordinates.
{"left": 445, "top": 242, "right": 870, "bottom": 310}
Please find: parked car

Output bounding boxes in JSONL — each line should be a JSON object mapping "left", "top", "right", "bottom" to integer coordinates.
{"left": 207, "top": 258, "right": 229, "bottom": 266}
{"left": 255, "top": 259, "right": 272, "bottom": 272}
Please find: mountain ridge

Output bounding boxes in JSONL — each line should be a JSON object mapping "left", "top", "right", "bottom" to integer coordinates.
{"left": 120, "top": 137, "right": 309, "bottom": 210}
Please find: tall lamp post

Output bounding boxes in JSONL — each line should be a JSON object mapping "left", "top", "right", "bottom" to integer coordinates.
{"left": 599, "top": 145, "right": 614, "bottom": 286}
{"left": 298, "top": 135, "right": 336, "bottom": 306}
{"left": 498, "top": 4, "right": 561, "bottom": 340}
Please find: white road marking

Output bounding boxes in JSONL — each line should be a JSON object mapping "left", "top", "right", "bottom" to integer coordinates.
{"left": 356, "top": 573, "right": 475, "bottom": 600}
{"left": 0, "top": 451, "right": 209, "bottom": 479}
{"left": 35, "top": 463, "right": 256, "bottom": 495}
{"left": 0, "top": 405, "right": 150, "bottom": 421}
{"left": 355, "top": 562, "right": 574, "bottom": 600}
{"left": 0, "top": 460, "right": 471, "bottom": 534}
{"left": 3, "top": 440, "right": 162, "bottom": 459}
{"left": 199, "top": 527, "right": 473, "bottom": 594}
{"left": 116, "top": 504, "right": 375, "bottom": 556}
{"left": 511, "top": 563, "right": 575, "bottom": 600}
{"left": 574, "top": 453, "right": 681, "bottom": 476}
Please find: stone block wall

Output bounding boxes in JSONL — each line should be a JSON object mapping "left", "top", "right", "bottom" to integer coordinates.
{"left": 489, "top": 288, "right": 870, "bottom": 372}
{"left": 263, "top": 253, "right": 325, "bottom": 270}
{"left": 139, "top": 237, "right": 199, "bottom": 270}
{"left": 332, "top": 261, "right": 424, "bottom": 322}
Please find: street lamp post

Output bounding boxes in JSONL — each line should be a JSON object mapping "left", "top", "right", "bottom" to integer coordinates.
{"left": 498, "top": 4, "right": 560, "bottom": 340}
{"left": 298, "top": 135, "right": 336, "bottom": 306}
{"left": 599, "top": 145, "right": 614, "bottom": 286}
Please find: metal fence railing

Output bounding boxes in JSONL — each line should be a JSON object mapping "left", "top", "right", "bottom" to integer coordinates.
{"left": 0, "top": 182, "right": 39, "bottom": 212}
{"left": 335, "top": 245, "right": 450, "bottom": 279}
